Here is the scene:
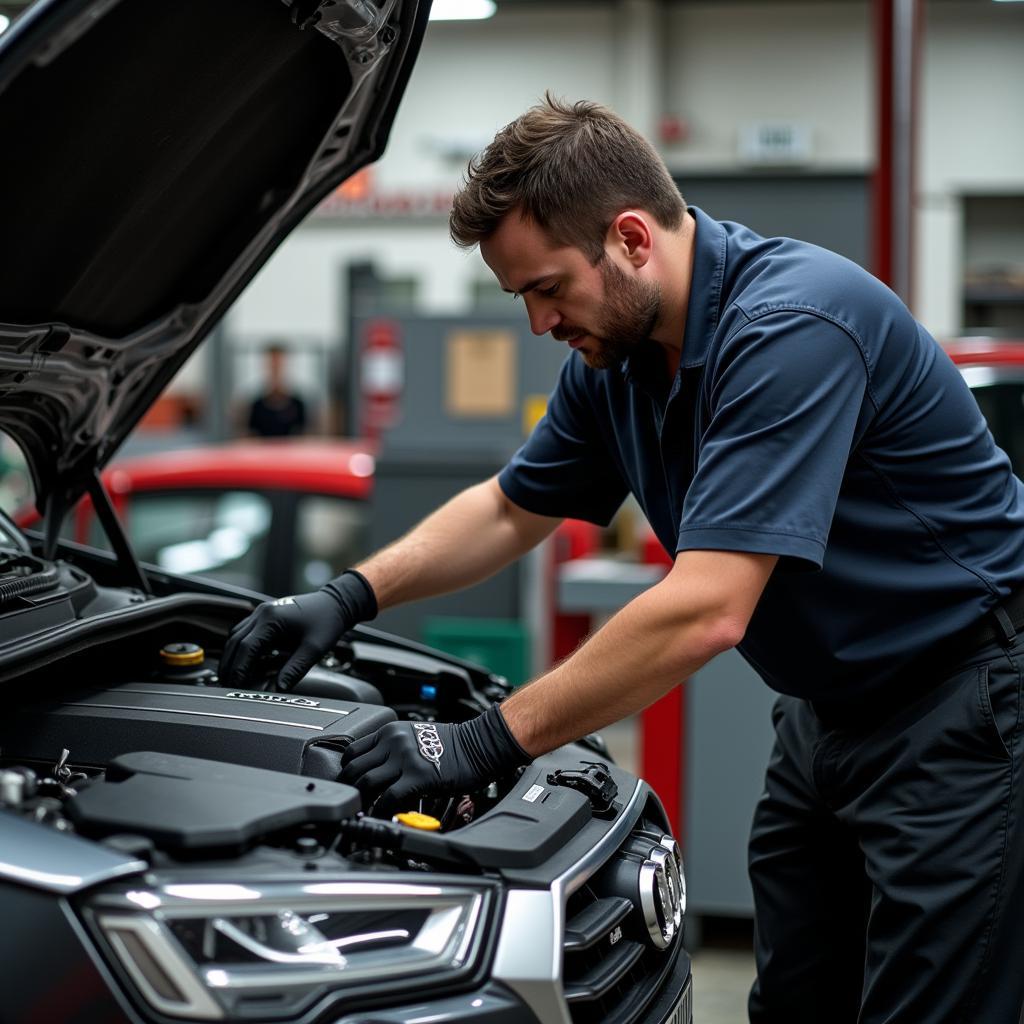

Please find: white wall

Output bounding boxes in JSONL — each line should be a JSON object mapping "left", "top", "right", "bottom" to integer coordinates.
{"left": 665, "top": 2, "right": 872, "bottom": 172}
{"left": 376, "top": 6, "right": 619, "bottom": 193}
{"left": 170, "top": 0, "right": 1024, "bottom": 398}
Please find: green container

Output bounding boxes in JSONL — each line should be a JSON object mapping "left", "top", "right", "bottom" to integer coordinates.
{"left": 422, "top": 616, "right": 531, "bottom": 688}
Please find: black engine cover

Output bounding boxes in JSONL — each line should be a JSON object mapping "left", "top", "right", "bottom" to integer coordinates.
{"left": 68, "top": 751, "right": 362, "bottom": 851}
{"left": 0, "top": 682, "right": 396, "bottom": 778}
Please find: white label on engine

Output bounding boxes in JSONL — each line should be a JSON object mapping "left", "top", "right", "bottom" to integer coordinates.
{"left": 522, "top": 784, "right": 545, "bottom": 803}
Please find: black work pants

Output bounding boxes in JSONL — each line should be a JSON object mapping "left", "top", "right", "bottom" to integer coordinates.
{"left": 748, "top": 638, "right": 1024, "bottom": 1024}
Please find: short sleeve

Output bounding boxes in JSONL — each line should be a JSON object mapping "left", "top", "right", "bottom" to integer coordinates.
{"left": 678, "top": 309, "right": 871, "bottom": 567}
{"left": 498, "top": 356, "right": 629, "bottom": 525}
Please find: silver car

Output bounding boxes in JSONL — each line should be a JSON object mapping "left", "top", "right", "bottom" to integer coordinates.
{"left": 0, "top": 1, "right": 692, "bottom": 1021}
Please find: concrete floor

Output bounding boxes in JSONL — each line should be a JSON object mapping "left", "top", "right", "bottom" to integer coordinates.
{"left": 602, "top": 718, "right": 758, "bottom": 1023}
{"left": 690, "top": 948, "right": 756, "bottom": 1023}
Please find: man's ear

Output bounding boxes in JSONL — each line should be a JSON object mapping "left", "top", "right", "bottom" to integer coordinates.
{"left": 606, "top": 211, "right": 653, "bottom": 268}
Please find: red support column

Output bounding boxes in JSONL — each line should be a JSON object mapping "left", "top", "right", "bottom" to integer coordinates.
{"left": 641, "top": 686, "right": 685, "bottom": 838}
{"left": 872, "top": 0, "right": 922, "bottom": 303}
{"left": 872, "top": 0, "right": 895, "bottom": 288}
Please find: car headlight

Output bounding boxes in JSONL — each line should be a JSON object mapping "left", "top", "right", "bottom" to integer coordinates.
{"left": 84, "top": 879, "right": 494, "bottom": 1020}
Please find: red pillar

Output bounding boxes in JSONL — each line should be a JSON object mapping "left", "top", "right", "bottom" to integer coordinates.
{"left": 642, "top": 686, "right": 685, "bottom": 838}
{"left": 872, "top": 0, "right": 922, "bottom": 303}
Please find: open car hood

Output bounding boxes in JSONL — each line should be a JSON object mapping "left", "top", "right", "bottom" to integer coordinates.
{"left": 0, "top": 0, "right": 429, "bottom": 525}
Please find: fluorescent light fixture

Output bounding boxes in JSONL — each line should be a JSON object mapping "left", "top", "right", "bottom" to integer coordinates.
{"left": 429, "top": 0, "right": 496, "bottom": 20}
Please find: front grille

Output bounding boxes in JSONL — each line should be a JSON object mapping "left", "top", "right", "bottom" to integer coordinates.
{"left": 562, "top": 804, "right": 685, "bottom": 1024}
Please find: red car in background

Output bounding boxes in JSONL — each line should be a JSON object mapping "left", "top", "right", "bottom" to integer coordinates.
{"left": 47, "top": 440, "right": 375, "bottom": 596}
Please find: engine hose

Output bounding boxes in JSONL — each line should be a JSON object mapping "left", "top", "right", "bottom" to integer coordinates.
{"left": 0, "top": 556, "right": 62, "bottom": 607}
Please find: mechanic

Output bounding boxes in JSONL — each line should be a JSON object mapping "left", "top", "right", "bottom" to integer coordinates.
{"left": 220, "top": 95, "right": 1024, "bottom": 1023}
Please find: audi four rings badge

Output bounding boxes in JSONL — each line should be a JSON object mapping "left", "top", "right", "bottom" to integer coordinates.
{"left": 413, "top": 723, "right": 444, "bottom": 772}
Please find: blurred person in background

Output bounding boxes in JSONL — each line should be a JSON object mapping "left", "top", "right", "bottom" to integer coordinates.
{"left": 247, "top": 342, "right": 307, "bottom": 438}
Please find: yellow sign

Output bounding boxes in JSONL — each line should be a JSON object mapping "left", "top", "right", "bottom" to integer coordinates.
{"left": 522, "top": 394, "right": 548, "bottom": 436}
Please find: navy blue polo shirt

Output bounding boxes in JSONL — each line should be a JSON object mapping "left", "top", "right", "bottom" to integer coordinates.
{"left": 498, "top": 207, "right": 1024, "bottom": 703}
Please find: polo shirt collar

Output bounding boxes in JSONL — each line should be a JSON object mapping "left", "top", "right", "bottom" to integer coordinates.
{"left": 680, "top": 206, "right": 728, "bottom": 369}
{"left": 619, "top": 205, "right": 728, "bottom": 380}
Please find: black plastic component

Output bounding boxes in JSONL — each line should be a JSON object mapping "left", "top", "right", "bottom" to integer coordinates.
{"left": 290, "top": 664, "right": 383, "bottom": 704}
{"left": 0, "top": 553, "right": 60, "bottom": 607}
{"left": 0, "top": 559, "right": 94, "bottom": 646}
{"left": 447, "top": 766, "right": 592, "bottom": 868}
{"left": 563, "top": 897, "right": 634, "bottom": 953}
{"left": 563, "top": 939, "right": 646, "bottom": 1003}
{"left": 68, "top": 751, "right": 361, "bottom": 852}
{"left": 547, "top": 761, "right": 619, "bottom": 818}
{"left": 0, "top": 590, "right": 252, "bottom": 681}
{"left": 0, "top": 683, "right": 396, "bottom": 779}
{"left": 347, "top": 641, "right": 478, "bottom": 712}
{"left": 337, "top": 765, "right": 592, "bottom": 871}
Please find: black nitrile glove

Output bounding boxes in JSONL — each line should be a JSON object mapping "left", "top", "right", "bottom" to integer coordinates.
{"left": 219, "top": 570, "right": 377, "bottom": 690}
{"left": 339, "top": 704, "right": 532, "bottom": 815}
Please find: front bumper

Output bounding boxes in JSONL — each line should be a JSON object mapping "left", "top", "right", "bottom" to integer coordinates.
{"left": 328, "top": 963, "right": 694, "bottom": 1024}
{"left": 338, "top": 777, "right": 694, "bottom": 1024}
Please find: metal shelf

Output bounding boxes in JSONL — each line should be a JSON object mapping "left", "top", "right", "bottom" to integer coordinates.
{"left": 964, "top": 286, "right": 1024, "bottom": 305}
{"left": 557, "top": 558, "right": 667, "bottom": 613}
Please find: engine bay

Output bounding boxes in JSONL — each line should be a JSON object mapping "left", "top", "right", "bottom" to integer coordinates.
{"left": 0, "top": 547, "right": 624, "bottom": 882}
{"left": 0, "top": 544, "right": 689, "bottom": 1024}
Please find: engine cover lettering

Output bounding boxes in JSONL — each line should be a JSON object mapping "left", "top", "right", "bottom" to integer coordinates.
{"left": 226, "top": 691, "right": 321, "bottom": 708}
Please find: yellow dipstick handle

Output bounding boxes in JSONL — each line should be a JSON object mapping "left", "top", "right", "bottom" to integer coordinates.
{"left": 393, "top": 811, "right": 442, "bottom": 831}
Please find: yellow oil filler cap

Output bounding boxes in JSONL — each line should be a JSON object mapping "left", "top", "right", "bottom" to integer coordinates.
{"left": 393, "top": 811, "right": 442, "bottom": 832}
{"left": 160, "top": 642, "right": 205, "bottom": 667}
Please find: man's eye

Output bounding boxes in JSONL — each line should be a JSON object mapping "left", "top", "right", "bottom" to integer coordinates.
{"left": 539, "top": 283, "right": 559, "bottom": 297}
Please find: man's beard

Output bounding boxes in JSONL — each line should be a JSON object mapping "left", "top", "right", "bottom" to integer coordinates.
{"left": 553, "top": 258, "right": 661, "bottom": 370}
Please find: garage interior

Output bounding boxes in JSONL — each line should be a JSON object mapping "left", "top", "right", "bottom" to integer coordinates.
{"left": 0, "top": 1, "right": 1022, "bottom": 1020}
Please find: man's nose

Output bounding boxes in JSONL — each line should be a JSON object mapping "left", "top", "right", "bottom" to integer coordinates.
{"left": 525, "top": 297, "right": 560, "bottom": 337}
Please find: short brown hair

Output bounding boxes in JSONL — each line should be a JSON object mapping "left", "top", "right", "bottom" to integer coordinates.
{"left": 450, "top": 93, "right": 685, "bottom": 263}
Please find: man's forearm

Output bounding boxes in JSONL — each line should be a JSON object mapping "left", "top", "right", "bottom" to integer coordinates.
{"left": 356, "top": 477, "right": 559, "bottom": 611}
{"left": 501, "top": 550, "right": 778, "bottom": 755}
{"left": 500, "top": 583, "right": 727, "bottom": 755}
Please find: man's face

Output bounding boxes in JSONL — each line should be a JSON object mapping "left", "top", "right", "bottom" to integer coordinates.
{"left": 480, "top": 213, "right": 660, "bottom": 370}
{"left": 266, "top": 349, "right": 286, "bottom": 389}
